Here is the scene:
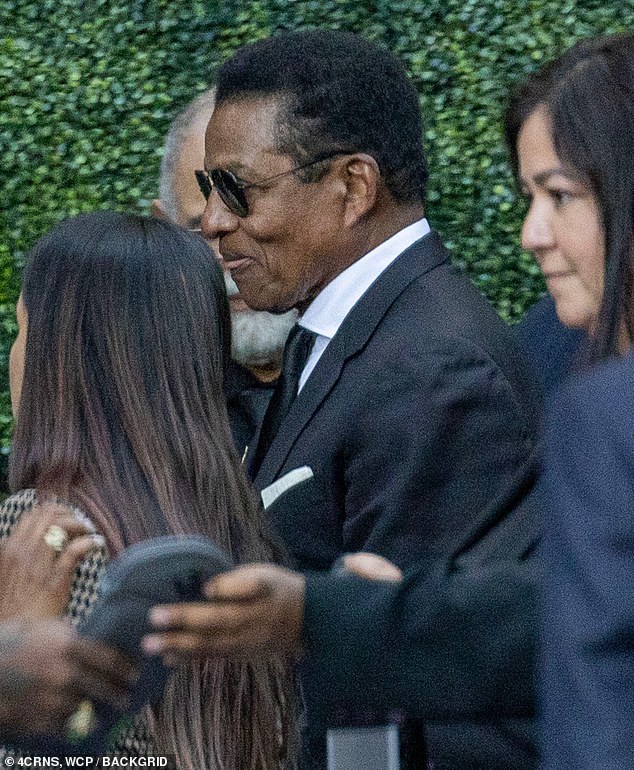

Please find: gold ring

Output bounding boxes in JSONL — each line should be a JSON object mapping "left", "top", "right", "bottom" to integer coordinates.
{"left": 43, "top": 524, "right": 69, "bottom": 553}
{"left": 66, "top": 699, "right": 96, "bottom": 740}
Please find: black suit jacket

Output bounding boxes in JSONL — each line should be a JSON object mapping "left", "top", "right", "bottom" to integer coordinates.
{"left": 257, "top": 232, "right": 540, "bottom": 769}
{"left": 254, "top": 231, "right": 540, "bottom": 574}
{"left": 302, "top": 451, "right": 541, "bottom": 769}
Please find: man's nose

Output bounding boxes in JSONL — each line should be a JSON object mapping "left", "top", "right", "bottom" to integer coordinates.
{"left": 201, "top": 189, "right": 240, "bottom": 242}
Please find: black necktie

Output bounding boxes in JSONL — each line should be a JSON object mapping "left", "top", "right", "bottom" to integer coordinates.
{"left": 251, "top": 324, "right": 317, "bottom": 474}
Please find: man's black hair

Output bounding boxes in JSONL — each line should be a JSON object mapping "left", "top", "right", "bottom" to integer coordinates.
{"left": 215, "top": 29, "right": 428, "bottom": 204}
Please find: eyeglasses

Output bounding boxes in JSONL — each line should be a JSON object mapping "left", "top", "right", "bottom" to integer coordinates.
{"left": 195, "top": 151, "right": 350, "bottom": 218}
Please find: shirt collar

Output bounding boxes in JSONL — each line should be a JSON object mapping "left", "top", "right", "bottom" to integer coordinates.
{"left": 300, "top": 217, "right": 430, "bottom": 339}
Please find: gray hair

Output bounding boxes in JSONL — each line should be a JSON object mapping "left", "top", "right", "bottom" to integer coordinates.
{"left": 158, "top": 87, "right": 216, "bottom": 220}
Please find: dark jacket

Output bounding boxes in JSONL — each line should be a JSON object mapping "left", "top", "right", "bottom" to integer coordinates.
{"left": 257, "top": 231, "right": 541, "bottom": 769}
{"left": 541, "top": 352, "right": 634, "bottom": 770}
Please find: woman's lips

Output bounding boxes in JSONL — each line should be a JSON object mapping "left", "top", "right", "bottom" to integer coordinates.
{"left": 544, "top": 271, "right": 574, "bottom": 283}
{"left": 544, "top": 270, "right": 573, "bottom": 277}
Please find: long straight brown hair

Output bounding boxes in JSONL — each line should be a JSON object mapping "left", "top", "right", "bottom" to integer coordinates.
{"left": 10, "top": 211, "right": 296, "bottom": 769}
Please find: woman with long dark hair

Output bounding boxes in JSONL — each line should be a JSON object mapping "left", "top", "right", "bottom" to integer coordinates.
{"left": 504, "top": 30, "right": 634, "bottom": 768}
{"left": 2, "top": 211, "right": 296, "bottom": 768}
{"left": 504, "top": 31, "right": 634, "bottom": 362}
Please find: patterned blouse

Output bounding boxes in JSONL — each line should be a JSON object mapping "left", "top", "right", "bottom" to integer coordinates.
{"left": 0, "top": 488, "right": 153, "bottom": 756}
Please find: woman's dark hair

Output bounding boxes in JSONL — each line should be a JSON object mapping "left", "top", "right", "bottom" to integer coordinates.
{"left": 215, "top": 29, "right": 428, "bottom": 204}
{"left": 10, "top": 211, "right": 296, "bottom": 769}
{"left": 504, "top": 32, "right": 634, "bottom": 362}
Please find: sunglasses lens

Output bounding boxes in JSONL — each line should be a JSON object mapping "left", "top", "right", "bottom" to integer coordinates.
{"left": 211, "top": 170, "right": 249, "bottom": 217}
{"left": 194, "top": 170, "right": 212, "bottom": 200}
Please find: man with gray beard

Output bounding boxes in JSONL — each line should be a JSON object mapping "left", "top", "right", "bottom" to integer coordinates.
{"left": 153, "top": 88, "right": 296, "bottom": 455}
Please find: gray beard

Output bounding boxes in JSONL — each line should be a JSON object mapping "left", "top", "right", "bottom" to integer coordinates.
{"left": 225, "top": 274, "right": 297, "bottom": 368}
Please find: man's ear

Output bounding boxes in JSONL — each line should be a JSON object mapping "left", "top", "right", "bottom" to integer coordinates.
{"left": 151, "top": 199, "right": 171, "bottom": 221}
{"left": 341, "top": 154, "right": 380, "bottom": 228}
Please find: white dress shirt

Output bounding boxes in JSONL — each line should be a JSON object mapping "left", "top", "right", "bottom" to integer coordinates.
{"left": 297, "top": 217, "right": 431, "bottom": 392}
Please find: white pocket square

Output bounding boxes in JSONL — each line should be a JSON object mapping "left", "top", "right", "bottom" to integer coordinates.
{"left": 260, "top": 466, "right": 314, "bottom": 510}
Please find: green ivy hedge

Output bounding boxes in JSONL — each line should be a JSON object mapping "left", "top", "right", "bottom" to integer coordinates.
{"left": 1, "top": 0, "right": 632, "bottom": 449}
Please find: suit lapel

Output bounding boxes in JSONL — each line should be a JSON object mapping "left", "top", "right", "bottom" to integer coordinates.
{"left": 254, "top": 230, "right": 450, "bottom": 489}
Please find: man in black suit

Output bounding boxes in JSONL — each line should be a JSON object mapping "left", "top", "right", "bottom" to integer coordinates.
{"left": 152, "top": 87, "right": 296, "bottom": 456}
{"left": 192, "top": 29, "right": 540, "bottom": 768}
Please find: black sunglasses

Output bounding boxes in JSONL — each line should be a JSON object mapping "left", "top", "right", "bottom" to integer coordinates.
{"left": 195, "top": 151, "right": 350, "bottom": 218}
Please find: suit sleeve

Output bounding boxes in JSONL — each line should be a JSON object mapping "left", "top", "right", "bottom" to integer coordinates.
{"left": 302, "top": 559, "right": 538, "bottom": 720}
{"left": 541, "top": 374, "right": 634, "bottom": 770}
{"left": 341, "top": 340, "right": 533, "bottom": 571}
